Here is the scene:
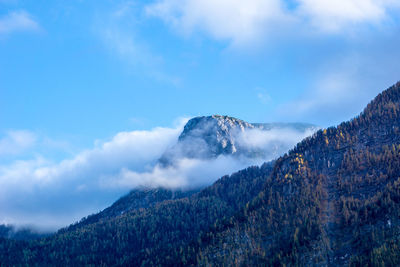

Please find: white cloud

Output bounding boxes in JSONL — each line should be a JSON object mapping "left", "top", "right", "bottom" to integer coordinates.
{"left": 0, "top": 11, "right": 39, "bottom": 35}
{"left": 0, "top": 130, "right": 37, "bottom": 156}
{"left": 237, "top": 127, "right": 317, "bottom": 150}
{"left": 112, "top": 156, "right": 245, "bottom": 189}
{"left": 103, "top": 127, "right": 317, "bottom": 190}
{"left": 296, "top": 0, "right": 399, "bottom": 32}
{"left": 145, "top": 0, "right": 291, "bottom": 46}
{"left": 145, "top": 0, "right": 400, "bottom": 45}
{"left": 0, "top": 121, "right": 186, "bottom": 230}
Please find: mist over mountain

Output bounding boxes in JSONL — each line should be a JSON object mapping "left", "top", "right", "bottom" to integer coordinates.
{"left": 0, "top": 115, "right": 316, "bottom": 230}
{"left": 65, "top": 117, "right": 317, "bottom": 229}
{"left": 0, "top": 225, "right": 49, "bottom": 241}
{"left": 2, "top": 82, "right": 400, "bottom": 265}
{"left": 20, "top": 115, "right": 311, "bottom": 233}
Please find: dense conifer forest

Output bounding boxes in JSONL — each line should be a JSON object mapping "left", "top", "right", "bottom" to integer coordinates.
{"left": 1, "top": 82, "right": 400, "bottom": 266}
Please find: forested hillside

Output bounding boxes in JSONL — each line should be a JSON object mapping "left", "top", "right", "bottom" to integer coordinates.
{"left": 64, "top": 188, "right": 197, "bottom": 231}
{"left": 1, "top": 82, "right": 400, "bottom": 266}
{"left": 199, "top": 81, "right": 400, "bottom": 266}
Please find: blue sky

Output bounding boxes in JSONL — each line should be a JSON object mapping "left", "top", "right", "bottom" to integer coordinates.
{"left": 1, "top": 0, "right": 400, "bottom": 229}
{"left": 1, "top": 0, "right": 399, "bottom": 142}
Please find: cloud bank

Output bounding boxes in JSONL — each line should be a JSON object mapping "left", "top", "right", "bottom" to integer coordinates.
{"left": 0, "top": 118, "right": 316, "bottom": 231}
{"left": 0, "top": 122, "right": 184, "bottom": 230}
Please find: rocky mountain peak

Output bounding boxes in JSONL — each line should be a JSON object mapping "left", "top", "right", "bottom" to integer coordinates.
{"left": 177, "top": 115, "right": 254, "bottom": 156}
{"left": 159, "top": 115, "right": 318, "bottom": 166}
{"left": 179, "top": 115, "right": 252, "bottom": 139}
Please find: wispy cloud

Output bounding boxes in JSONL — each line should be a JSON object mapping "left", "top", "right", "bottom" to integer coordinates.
{"left": 277, "top": 45, "right": 400, "bottom": 125}
{"left": 0, "top": 10, "right": 39, "bottom": 35}
{"left": 145, "top": 0, "right": 400, "bottom": 46}
{"left": 0, "top": 130, "right": 36, "bottom": 156}
{"left": 282, "top": 71, "right": 360, "bottom": 117}
{"left": 145, "top": 0, "right": 292, "bottom": 46}
{"left": 95, "top": 2, "right": 181, "bottom": 86}
{"left": 255, "top": 87, "right": 272, "bottom": 105}
{"left": 296, "top": 0, "right": 399, "bottom": 32}
{"left": 99, "top": 25, "right": 182, "bottom": 86}
{"left": 100, "top": 26, "right": 160, "bottom": 66}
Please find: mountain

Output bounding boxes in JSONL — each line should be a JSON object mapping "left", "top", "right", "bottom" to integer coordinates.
{"left": 2, "top": 82, "right": 400, "bottom": 266}
{"left": 0, "top": 115, "right": 316, "bottom": 240}
{"left": 159, "top": 114, "right": 317, "bottom": 165}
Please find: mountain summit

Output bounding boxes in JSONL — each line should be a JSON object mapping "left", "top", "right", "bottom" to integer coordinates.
{"left": 160, "top": 115, "right": 317, "bottom": 165}
{"left": 178, "top": 115, "right": 253, "bottom": 156}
